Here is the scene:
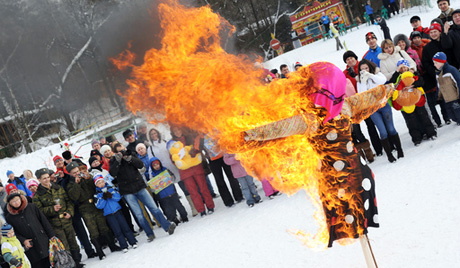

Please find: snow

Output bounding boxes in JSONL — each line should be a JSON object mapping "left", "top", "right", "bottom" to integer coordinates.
{"left": 1, "top": 1, "right": 460, "bottom": 267}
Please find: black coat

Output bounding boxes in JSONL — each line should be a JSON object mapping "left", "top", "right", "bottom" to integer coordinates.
{"left": 442, "top": 24, "right": 460, "bottom": 69}
{"left": 109, "top": 155, "right": 146, "bottom": 195}
{"left": 421, "top": 39, "right": 444, "bottom": 91}
{"left": 5, "top": 195, "right": 56, "bottom": 264}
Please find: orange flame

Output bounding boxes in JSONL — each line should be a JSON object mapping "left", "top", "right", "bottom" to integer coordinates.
{"left": 112, "top": 0, "right": 365, "bottom": 248}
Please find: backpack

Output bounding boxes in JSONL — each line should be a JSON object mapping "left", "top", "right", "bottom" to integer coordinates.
{"left": 49, "top": 237, "right": 76, "bottom": 268}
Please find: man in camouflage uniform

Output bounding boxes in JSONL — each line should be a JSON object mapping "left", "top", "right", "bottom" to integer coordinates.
{"left": 33, "top": 168, "right": 85, "bottom": 268}
{"left": 66, "top": 162, "right": 120, "bottom": 260}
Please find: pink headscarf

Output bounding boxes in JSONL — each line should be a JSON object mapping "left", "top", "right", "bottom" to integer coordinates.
{"left": 308, "top": 62, "right": 346, "bottom": 123}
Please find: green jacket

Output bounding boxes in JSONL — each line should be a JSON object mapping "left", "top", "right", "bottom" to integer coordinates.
{"left": 66, "top": 176, "right": 98, "bottom": 213}
{"left": 33, "top": 183, "right": 74, "bottom": 229}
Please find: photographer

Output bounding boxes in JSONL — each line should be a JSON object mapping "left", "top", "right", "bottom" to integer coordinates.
{"left": 32, "top": 168, "right": 85, "bottom": 268}
{"left": 66, "top": 162, "right": 121, "bottom": 260}
{"left": 109, "top": 143, "right": 176, "bottom": 243}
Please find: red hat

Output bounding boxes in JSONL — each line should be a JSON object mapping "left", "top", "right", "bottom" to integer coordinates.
{"left": 429, "top": 23, "right": 442, "bottom": 33}
{"left": 53, "top": 155, "right": 63, "bottom": 164}
{"left": 5, "top": 184, "right": 18, "bottom": 195}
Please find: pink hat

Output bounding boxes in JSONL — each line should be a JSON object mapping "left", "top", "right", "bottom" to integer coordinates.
{"left": 308, "top": 62, "right": 346, "bottom": 123}
{"left": 26, "top": 179, "right": 39, "bottom": 189}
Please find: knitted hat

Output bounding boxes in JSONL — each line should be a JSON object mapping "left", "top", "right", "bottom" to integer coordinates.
{"left": 433, "top": 52, "right": 447, "bottom": 63}
{"left": 294, "top": 62, "right": 302, "bottom": 67}
{"left": 53, "top": 155, "right": 63, "bottom": 164}
{"left": 6, "top": 193, "right": 21, "bottom": 204}
{"left": 365, "top": 32, "right": 377, "bottom": 42}
{"left": 90, "top": 149, "right": 102, "bottom": 158}
{"left": 91, "top": 139, "right": 100, "bottom": 147}
{"left": 429, "top": 23, "right": 442, "bottom": 33}
{"left": 62, "top": 150, "right": 72, "bottom": 160}
{"left": 88, "top": 156, "right": 98, "bottom": 167}
{"left": 5, "top": 184, "right": 17, "bottom": 195}
{"left": 35, "top": 168, "right": 49, "bottom": 179}
{"left": 431, "top": 18, "right": 443, "bottom": 25}
{"left": 122, "top": 129, "right": 134, "bottom": 139}
{"left": 6, "top": 170, "right": 13, "bottom": 177}
{"left": 26, "top": 179, "right": 39, "bottom": 190}
{"left": 452, "top": 9, "right": 460, "bottom": 17}
{"left": 343, "top": 50, "right": 358, "bottom": 63}
{"left": 1, "top": 223, "right": 13, "bottom": 237}
{"left": 65, "top": 161, "right": 80, "bottom": 173}
{"left": 93, "top": 174, "right": 105, "bottom": 185}
{"left": 100, "top": 145, "right": 112, "bottom": 156}
{"left": 410, "top": 31, "right": 422, "bottom": 40}
{"left": 396, "top": 59, "right": 410, "bottom": 70}
{"left": 410, "top": 16, "right": 421, "bottom": 23}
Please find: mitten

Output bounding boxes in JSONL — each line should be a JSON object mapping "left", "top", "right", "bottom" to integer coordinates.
{"left": 122, "top": 155, "right": 132, "bottom": 162}
{"left": 102, "top": 192, "right": 113, "bottom": 200}
{"left": 10, "top": 257, "right": 22, "bottom": 267}
{"left": 114, "top": 153, "right": 122, "bottom": 163}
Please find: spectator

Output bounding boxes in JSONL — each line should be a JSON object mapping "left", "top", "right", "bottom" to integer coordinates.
{"left": 410, "top": 31, "right": 430, "bottom": 73}
{"left": 364, "top": 1, "right": 375, "bottom": 25}
{"left": 421, "top": 23, "right": 451, "bottom": 127}
{"left": 442, "top": 9, "right": 460, "bottom": 69}
{"left": 5, "top": 193, "right": 56, "bottom": 268}
{"left": 410, "top": 16, "right": 430, "bottom": 39}
{"left": 33, "top": 168, "right": 84, "bottom": 267}
{"left": 99, "top": 144, "right": 113, "bottom": 171}
{"left": 363, "top": 32, "right": 382, "bottom": 67}
{"left": 433, "top": 52, "right": 460, "bottom": 124}
{"left": 94, "top": 174, "right": 138, "bottom": 253}
{"left": 91, "top": 140, "right": 101, "bottom": 151}
{"left": 25, "top": 179, "right": 39, "bottom": 197}
{"left": 123, "top": 129, "right": 141, "bottom": 155}
{"left": 330, "top": 23, "right": 344, "bottom": 51}
{"left": 389, "top": 0, "right": 399, "bottom": 16}
{"left": 320, "top": 11, "right": 331, "bottom": 34}
{"left": 437, "top": 0, "right": 454, "bottom": 24}
{"left": 280, "top": 64, "right": 290, "bottom": 78}
{"left": 109, "top": 144, "right": 176, "bottom": 242}
{"left": 5, "top": 171, "right": 32, "bottom": 197}
{"left": 0, "top": 223, "right": 31, "bottom": 268}
{"left": 136, "top": 123, "right": 150, "bottom": 146}
{"left": 375, "top": 14, "right": 392, "bottom": 41}
{"left": 394, "top": 33, "right": 422, "bottom": 71}
{"left": 378, "top": 39, "right": 416, "bottom": 81}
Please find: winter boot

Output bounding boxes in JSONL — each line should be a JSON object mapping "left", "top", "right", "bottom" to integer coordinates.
{"left": 186, "top": 195, "right": 198, "bottom": 217}
{"left": 389, "top": 134, "right": 404, "bottom": 159}
{"left": 102, "top": 234, "right": 121, "bottom": 252}
{"left": 354, "top": 142, "right": 367, "bottom": 161}
{"left": 90, "top": 238, "right": 106, "bottom": 260}
{"left": 361, "top": 140, "right": 375, "bottom": 163}
{"left": 381, "top": 138, "right": 396, "bottom": 163}
{"left": 70, "top": 250, "right": 86, "bottom": 268}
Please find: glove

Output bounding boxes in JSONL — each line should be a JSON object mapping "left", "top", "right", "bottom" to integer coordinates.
{"left": 114, "top": 153, "right": 122, "bottom": 163}
{"left": 10, "top": 257, "right": 22, "bottom": 267}
{"left": 122, "top": 155, "right": 132, "bottom": 162}
{"left": 360, "top": 70, "right": 371, "bottom": 82}
{"left": 347, "top": 67, "right": 357, "bottom": 78}
{"left": 102, "top": 192, "right": 113, "bottom": 200}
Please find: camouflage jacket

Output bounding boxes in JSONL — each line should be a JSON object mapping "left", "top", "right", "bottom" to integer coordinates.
{"left": 66, "top": 175, "right": 98, "bottom": 213}
{"left": 33, "top": 183, "right": 74, "bottom": 228}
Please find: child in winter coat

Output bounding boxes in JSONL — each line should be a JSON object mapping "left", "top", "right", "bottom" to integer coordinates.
{"left": 223, "top": 154, "right": 262, "bottom": 207}
{"left": 94, "top": 174, "right": 137, "bottom": 253}
{"left": 433, "top": 52, "right": 460, "bottom": 125}
{"left": 148, "top": 157, "right": 188, "bottom": 224}
{"left": 1, "top": 223, "right": 31, "bottom": 268}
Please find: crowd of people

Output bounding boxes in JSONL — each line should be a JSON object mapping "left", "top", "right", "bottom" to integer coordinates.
{"left": 269, "top": 0, "right": 460, "bottom": 163}
{"left": 0, "top": 124, "right": 281, "bottom": 268}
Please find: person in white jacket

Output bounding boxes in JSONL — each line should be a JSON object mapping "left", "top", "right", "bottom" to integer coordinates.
{"left": 378, "top": 39, "right": 416, "bottom": 81}
{"left": 357, "top": 59, "right": 404, "bottom": 163}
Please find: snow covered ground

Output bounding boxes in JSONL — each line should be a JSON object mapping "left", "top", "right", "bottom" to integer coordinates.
{"left": 1, "top": 1, "right": 459, "bottom": 267}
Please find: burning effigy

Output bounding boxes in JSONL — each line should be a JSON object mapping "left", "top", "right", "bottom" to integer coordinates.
{"left": 111, "top": 0, "right": 399, "bottom": 265}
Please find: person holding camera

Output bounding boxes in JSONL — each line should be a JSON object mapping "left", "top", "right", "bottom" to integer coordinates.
{"left": 66, "top": 161, "right": 121, "bottom": 260}
{"left": 109, "top": 143, "right": 176, "bottom": 243}
{"left": 32, "top": 168, "right": 85, "bottom": 268}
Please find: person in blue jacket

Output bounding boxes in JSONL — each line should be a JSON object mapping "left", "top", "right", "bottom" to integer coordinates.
{"left": 6, "top": 171, "right": 32, "bottom": 197}
{"left": 365, "top": 1, "right": 375, "bottom": 24}
{"left": 320, "top": 11, "right": 331, "bottom": 34}
{"left": 94, "top": 174, "right": 138, "bottom": 253}
{"left": 149, "top": 157, "right": 188, "bottom": 224}
{"left": 363, "top": 32, "right": 382, "bottom": 67}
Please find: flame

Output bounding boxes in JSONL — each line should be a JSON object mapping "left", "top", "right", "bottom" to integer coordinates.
{"left": 112, "top": 0, "right": 365, "bottom": 248}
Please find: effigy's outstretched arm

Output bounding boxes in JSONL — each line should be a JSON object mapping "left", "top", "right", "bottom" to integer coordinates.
{"left": 243, "top": 113, "right": 319, "bottom": 142}
{"left": 341, "top": 84, "right": 394, "bottom": 124}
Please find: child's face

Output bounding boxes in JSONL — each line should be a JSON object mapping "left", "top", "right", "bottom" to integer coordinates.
{"left": 152, "top": 161, "right": 161, "bottom": 170}
{"left": 7, "top": 229, "right": 14, "bottom": 238}
{"left": 95, "top": 180, "right": 105, "bottom": 188}
{"left": 433, "top": 61, "right": 444, "bottom": 70}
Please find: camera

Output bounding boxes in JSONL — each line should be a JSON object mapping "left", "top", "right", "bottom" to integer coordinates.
{"left": 121, "top": 149, "right": 131, "bottom": 156}
{"left": 448, "top": 21, "right": 453, "bottom": 25}
{"left": 79, "top": 172, "right": 85, "bottom": 178}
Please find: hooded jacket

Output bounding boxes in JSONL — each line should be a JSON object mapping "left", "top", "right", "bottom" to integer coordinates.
{"left": 148, "top": 157, "right": 175, "bottom": 198}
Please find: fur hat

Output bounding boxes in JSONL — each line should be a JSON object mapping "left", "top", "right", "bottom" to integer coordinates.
{"left": 65, "top": 161, "right": 80, "bottom": 173}
{"left": 6, "top": 170, "right": 13, "bottom": 177}
{"left": 409, "top": 31, "right": 422, "bottom": 40}
{"left": 53, "top": 155, "right": 63, "bottom": 164}
{"left": 365, "top": 32, "right": 377, "bottom": 42}
{"left": 6, "top": 193, "right": 21, "bottom": 204}
{"left": 35, "top": 168, "right": 49, "bottom": 179}
{"left": 429, "top": 23, "right": 442, "bottom": 33}
{"left": 62, "top": 150, "right": 72, "bottom": 160}
{"left": 93, "top": 174, "right": 105, "bottom": 185}
{"left": 433, "top": 52, "right": 447, "bottom": 63}
{"left": 393, "top": 34, "right": 410, "bottom": 50}
{"left": 343, "top": 50, "right": 358, "bottom": 63}
{"left": 99, "top": 145, "right": 112, "bottom": 156}
{"left": 1, "top": 223, "right": 13, "bottom": 237}
{"left": 410, "top": 16, "right": 421, "bottom": 23}
{"left": 26, "top": 179, "right": 39, "bottom": 190}
{"left": 5, "top": 184, "right": 17, "bottom": 195}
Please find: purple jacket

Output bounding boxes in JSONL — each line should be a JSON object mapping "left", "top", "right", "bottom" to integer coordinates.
{"left": 223, "top": 154, "right": 247, "bottom": 178}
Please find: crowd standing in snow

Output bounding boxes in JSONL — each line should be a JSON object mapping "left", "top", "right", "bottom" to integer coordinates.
{"left": 0, "top": 1, "right": 459, "bottom": 268}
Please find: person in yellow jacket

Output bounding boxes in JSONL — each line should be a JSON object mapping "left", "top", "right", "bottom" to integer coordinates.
{"left": 330, "top": 22, "right": 344, "bottom": 51}
{"left": 1, "top": 223, "right": 31, "bottom": 268}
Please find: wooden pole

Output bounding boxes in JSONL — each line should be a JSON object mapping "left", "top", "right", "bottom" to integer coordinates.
{"left": 359, "top": 234, "right": 378, "bottom": 268}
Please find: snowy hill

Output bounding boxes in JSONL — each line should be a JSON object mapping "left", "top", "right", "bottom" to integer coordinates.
{"left": 1, "top": 1, "right": 459, "bottom": 267}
